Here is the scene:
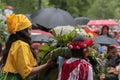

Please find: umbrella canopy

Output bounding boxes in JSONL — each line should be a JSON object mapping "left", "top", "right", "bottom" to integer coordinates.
{"left": 75, "top": 17, "right": 90, "bottom": 25}
{"left": 30, "top": 8, "right": 75, "bottom": 31}
{"left": 31, "top": 29, "right": 55, "bottom": 42}
{"left": 31, "top": 29, "right": 52, "bottom": 36}
{"left": 87, "top": 20, "right": 118, "bottom": 27}
{"left": 93, "top": 35, "right": 119, "bottom": 45}
{"left": 52, "top": 25, "right": 75, "bottom": 35}
{"left": 31, "top": 34, "right": 55, "bottom": 42}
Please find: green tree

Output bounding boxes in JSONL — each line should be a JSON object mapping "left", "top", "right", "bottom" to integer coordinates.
{"left": 0, "top": 2, "right": 6, "bottom": 10}
{"left": 87, "top": 0, "right": 120, "bottom": 19}
{"left": 1, "top": 0, "right": 95, "bottom": 18}
{"left": 113, "top": 0, "right": 120, "bottom": 19}
{"left": 49, "top": 0, "right": 93, "bottom": 17}
{"left": 41, "top": 0, "right": 52, "bottom": 8}
{"left": 2, "top": 0, "right": 38, "bottom": 14}
{"left": 0, "top": 2, "right": 7, "bottom": 43}
{"left": 0, "top": 20, "right": 8, "bottom": 43}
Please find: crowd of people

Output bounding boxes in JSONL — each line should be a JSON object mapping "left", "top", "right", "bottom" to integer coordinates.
{"left": 0, "top": 12, "right": 120, "bottom": 80}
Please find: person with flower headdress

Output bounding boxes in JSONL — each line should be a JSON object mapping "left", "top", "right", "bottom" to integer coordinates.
{"left": 0, "top": 14, "right": 54, "bottom": 80}
{"left": 58, "top": 35, "right": 94, "bottom": 80}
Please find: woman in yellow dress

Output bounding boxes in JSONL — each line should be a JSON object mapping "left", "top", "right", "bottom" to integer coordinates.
{"left": 0, "top": 14, "right": 53, "bottom": 80}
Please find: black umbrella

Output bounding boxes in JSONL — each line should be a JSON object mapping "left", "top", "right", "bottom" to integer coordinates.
{"left": 93, "top": 35, "right": 119, "bottom": 45}
{"left": 30, "top": 8, "right": 75, "bottom": 31}
{"left": 31, "top": 34, "right": 55, "bottom": 43}
{"left": 75, "top": 17, "right": 90, "bottom": 25}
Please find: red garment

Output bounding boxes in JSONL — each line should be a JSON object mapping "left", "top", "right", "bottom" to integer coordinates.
{"left": 58, "top": 58, "right": 93, "bottom": 80}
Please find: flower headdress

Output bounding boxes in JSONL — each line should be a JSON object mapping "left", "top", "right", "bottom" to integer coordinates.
{"left": 67, "top": 39, "right": 94, "bottom": 50}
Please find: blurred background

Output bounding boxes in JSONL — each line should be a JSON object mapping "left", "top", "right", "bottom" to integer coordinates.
{"left": 1, "top": 0, "right": 120, "bottom": 19}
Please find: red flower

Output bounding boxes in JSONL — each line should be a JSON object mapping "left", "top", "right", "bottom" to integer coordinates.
{"left": 67, "top": 39, "right": 94, "bottom": 49}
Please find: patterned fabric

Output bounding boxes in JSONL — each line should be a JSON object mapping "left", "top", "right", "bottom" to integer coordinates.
{"left": 58, "top": 58, "right": 93, "bottom": 80}
{"left": 0, "top": 73, "right": 31, "bottom": 80}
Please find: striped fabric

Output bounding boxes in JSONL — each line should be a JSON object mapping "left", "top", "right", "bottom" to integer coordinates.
{"left": 58, "top": 58, "right": 93, "bottom": 80}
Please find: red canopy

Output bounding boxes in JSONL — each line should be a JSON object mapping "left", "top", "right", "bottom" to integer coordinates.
{"left": 87, "top": 20, "right": 118, "bottom": 26}
{"left": 31, "top": 29, "right": 53, "bottom": 36}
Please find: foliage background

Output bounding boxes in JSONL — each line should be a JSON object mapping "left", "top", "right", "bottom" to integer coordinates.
{"left": 1, "top": 0, "right": 120, "bottom": 19}
{"left": 0, "top": 1, "right": 116, "bottom": 79}
{"left": 1, "top": 0, "right": 120, "bottom": 43}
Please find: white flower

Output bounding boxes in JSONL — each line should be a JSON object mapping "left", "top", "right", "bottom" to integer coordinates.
{"left": 75, "top": 28, "right": 79, "bottom": 32}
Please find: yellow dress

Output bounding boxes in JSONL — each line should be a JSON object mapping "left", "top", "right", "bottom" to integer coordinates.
{"left": 3, "top": 40, "right": 37, "bottom": 79}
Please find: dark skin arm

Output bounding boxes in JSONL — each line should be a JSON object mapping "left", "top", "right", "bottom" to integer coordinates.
{"left": 107, "top": 67, "right": 118, "bottom": 74}
{"left": 28, "top": 54, "right": 53, "bottom": 76}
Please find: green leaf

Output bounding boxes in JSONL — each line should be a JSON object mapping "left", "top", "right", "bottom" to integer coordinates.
{"left": 39, "top": 45, "right": 50, "bottom": 51}
{"left": 89, "top": 51, "right": 95, "bottom": 57}
{"left": 37, "top": 51, "right": 48, "bottom": 59}
{"left": 41, "top": 47, "right": 71, "bottom": 64}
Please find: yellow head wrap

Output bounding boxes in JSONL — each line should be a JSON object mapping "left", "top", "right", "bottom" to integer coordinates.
{"left": 6, "top": 14, "right": 32, "bottom": 34}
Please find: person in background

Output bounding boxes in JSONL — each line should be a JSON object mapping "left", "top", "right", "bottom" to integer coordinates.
{"left": 116, "top": 63, "right": 120, "bottom": 80}
{"left": 100, "top": 25, "right": 112, "bottom": 38}
{"left": 102, "top": 46, "right": 108, "bottom": 55}
{"left": 103, "top": 45, "right": 119, "bottom": 80}
{"left": 112, "top": 31, "right": 118, "bottom": 39}
{"left": 1, "top": 14, "right": 54, "bottom": 80}
{"left": 116, "top": 46, "right": 120, "bottom": 80}
{"left": 98, "top": 45, "right": 108, "bottom": 73}
{"left": 31, "top": 42, "right": 42, "bottom": 80}
{"left": 58, "top": 35, "right": 94, "bottom": 80}
{"left": 117, "top": 46, "right": 120, "bottom": 57}
{"left": 31, "top": 42, "right": 41, "bottom": 55}
{"left": 4, "top": 5, "right": 14, "bottom": 16}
